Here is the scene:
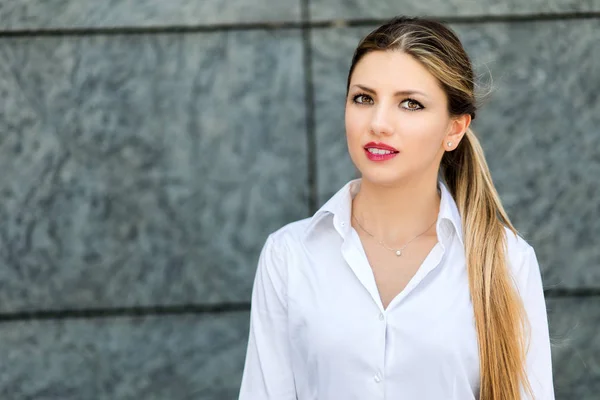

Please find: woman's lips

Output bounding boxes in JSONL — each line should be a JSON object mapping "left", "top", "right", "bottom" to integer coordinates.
{"left": 363, "top": 142, "right": 399, "bottom": 162}
{"left": 364, "top": 147, "right": 399, "bottom": 161}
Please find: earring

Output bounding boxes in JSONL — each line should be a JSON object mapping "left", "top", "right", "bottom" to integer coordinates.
{"left": 447, "top": 141, "right": 453, "bottom": 147}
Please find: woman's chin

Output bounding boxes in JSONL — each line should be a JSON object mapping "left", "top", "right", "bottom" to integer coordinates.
{"left": 357, "top": 168, "right": 408, "bottom": 187}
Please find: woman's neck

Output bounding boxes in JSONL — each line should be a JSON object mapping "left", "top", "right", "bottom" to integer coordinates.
{"left": 351, "top": 174, "right": 441, "bottom": 245}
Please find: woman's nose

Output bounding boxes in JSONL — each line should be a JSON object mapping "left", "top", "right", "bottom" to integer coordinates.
{"left": 370, "top": 105, "right": 394, "bottom": 136}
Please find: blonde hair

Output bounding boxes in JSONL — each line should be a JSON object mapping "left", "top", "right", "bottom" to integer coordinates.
{"left": 347, "top": 17, "right": 532, "bottom": 399}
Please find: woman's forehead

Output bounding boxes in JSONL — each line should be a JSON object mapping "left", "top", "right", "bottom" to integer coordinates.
{"left": 349, "top": 51, "right": 441, "bottom": 95}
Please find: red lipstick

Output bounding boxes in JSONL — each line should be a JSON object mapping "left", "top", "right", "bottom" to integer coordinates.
{"left": 363, "top": 142, "right": 399, "bottom": 162}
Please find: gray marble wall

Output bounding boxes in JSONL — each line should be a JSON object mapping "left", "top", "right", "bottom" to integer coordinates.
{"left": 0, "top": 1, "right": 598, "bottom": 399}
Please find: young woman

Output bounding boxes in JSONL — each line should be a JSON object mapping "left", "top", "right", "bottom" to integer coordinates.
{"left": 239, "top": 16, "right": 554, "bottom": 400}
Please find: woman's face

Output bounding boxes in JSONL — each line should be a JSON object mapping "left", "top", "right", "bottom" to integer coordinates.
{"left": 345, "top": 50, "right": 467, "bottom": 187}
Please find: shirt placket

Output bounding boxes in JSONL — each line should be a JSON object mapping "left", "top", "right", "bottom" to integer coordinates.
{"left": 340, "top": 225, "right": 388, "bottom": 398}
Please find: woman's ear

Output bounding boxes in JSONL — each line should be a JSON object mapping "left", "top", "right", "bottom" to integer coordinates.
{"left": 444, "top": 114, "right": 471, "bottom": 151}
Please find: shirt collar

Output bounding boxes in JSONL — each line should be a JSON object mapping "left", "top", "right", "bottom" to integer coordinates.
{"left": 303, "top": 178, "right": 464, "bottom": 246}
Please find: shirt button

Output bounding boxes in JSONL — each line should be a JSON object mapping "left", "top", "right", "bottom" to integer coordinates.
{"left": 379, "top": 313, "right": 384, "bottom": 321}
{"left": 374, "top": 373, "right": 382, "bottom": 383}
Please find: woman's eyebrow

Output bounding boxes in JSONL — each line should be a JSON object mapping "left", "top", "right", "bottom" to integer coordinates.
{"left": 351, "top": 84, "right": 428, "bottom": 98}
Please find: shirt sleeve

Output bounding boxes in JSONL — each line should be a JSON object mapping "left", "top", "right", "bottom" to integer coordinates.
{"left": 238, "top": 233, "right": 297, "bottom": 400}
{"left": 515, "top": 244, "right": 555, "bottom": 399}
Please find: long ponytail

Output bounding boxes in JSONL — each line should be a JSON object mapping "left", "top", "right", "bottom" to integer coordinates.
{"left": 442, "top": 128, "right": 532, "bottom": 399}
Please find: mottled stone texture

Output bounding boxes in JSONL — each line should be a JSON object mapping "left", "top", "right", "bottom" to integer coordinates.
{"left": 0, "top": 312, "right": 250, "bottom": 399}
{"left": 0, "top": 30, "right": 308, "bottom": 312}
{"left": 310, "top": 0, "right": 600, "bottom": 21}
{"left": 312, "top": 20, "right": 600, "bottom": 289}
{"left": 548, "top": 298, "right": 600, "bottom": 399}
{"left": 0, "top": 0, "right": 301, "bottom": 30}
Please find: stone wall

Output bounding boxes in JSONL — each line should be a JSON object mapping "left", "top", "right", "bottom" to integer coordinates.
{"left": 0, "top": 1, "right": 598, "bottom": 398}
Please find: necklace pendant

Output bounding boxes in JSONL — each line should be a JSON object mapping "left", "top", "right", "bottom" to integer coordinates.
{"left": 395, "top": 250, "right": 402, "bottom": 256}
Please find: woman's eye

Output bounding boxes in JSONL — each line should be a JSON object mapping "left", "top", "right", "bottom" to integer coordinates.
{"left": 353, "top": 94, "right": 373, "bottom": 105}
{"left": 400, "top": 99, "right": 424, "bottom": 111}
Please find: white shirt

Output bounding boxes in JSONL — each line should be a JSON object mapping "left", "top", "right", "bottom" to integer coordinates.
{"left": 239, "top": 178, "right": 554, "bottom": 400}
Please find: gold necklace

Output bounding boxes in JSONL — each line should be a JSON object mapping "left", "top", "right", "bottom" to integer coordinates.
{"left": 352, "top": 213, "right": 437, "bottom": 257}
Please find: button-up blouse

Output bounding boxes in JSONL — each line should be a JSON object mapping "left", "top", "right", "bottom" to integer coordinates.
{"left": 239, "top": 178, "right": 554, "bottom": 399}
